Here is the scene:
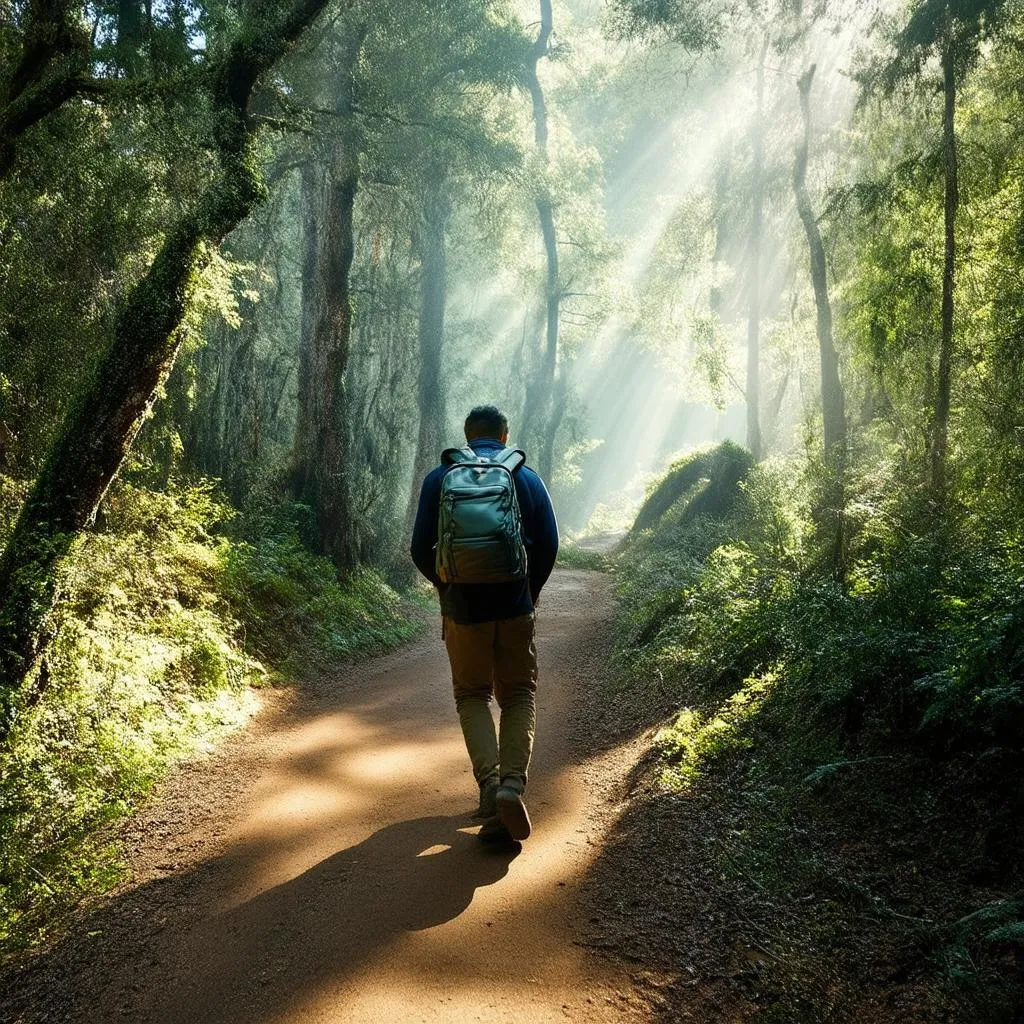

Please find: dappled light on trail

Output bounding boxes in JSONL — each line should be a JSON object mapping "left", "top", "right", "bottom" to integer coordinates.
{"left": 9, "top": 569, "right": 647, "bottom": 1024}
{"left": 5, "top": 0, "right": 1024, "bottom": 1019}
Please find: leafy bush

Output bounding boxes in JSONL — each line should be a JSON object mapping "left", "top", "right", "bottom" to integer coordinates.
{"left": 618, "top": 436, "right": 1024, "bottom": 773}
{"left": 0, "top": 478, "right": 420, "bottom": 960}
{"left": 555, "top": 542, "right": 614, "bottom": 572}
{"left": 629, "top": 440, "right": 753, "bottom": 536}
{"left": 613, "top": 437, "right": 1024, "bottom": 1015}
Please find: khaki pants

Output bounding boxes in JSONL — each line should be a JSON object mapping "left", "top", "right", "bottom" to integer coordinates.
{"left": 443, "top": 612, "right": 538, "bottom": 788}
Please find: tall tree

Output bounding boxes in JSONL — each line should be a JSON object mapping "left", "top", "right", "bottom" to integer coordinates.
{"left": 403, "top": 180, "right": 452, "bottom": 541}
{"left": 877, "top": 0, "right": 1008, "bottom": 492}
{"left": 520, "top": 0, "right": 560, "bottom": 478}
{"left": 292, "top": 24, "right": 364, "bottom": 569}
{"left": 746, "top": 32, "right": 769, "bottom": 462}
{"left": 793, "top": 64, "right": 845, "bottom": 463}
{"left": 0, "top": 0, "right": 336, "bottom": 738}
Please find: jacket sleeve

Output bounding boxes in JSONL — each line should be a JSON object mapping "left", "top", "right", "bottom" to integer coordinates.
{"left": 526, "top": 471, "right": 559, "bottom": 602}
{"left": 410, "top": 472, "right": 442, "bottom": 587}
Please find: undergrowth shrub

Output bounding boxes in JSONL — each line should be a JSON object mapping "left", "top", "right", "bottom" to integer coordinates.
{"left": 614, "top": 438, "right": 1024, "bottom": 1015}
{"left": 0, "top": 477, "right": 419, "bottom": 960}
{"left": 618, "top": 436, "right": 1024, "bottom": 777}
{"left": 555, "top": 542, "right": 614, "bottom": 572}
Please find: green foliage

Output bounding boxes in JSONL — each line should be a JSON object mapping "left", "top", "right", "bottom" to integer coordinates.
{"left": 654, "top": 670, "right": 777, "bottom": 787}
{"left": 618, "top": 470, "right": 796, "bottom": 710}
{"left": 606, "top": 0, "right": 724, "bottom": 48}
{"left": 222, "top": 499, "right": 422, "bottom": 675}
{"left": 615, "top": 432, "right": 1024, "bottom": 1012}
{"left": 877, "top": 0, "right": 1010, "bottom": 89}
{"left": 621, "top": 432, "right": 1024, "bottom": 772}
{"left": 555, "top": 542, "right": 614, "bottom": 572}
{"left": 0, "top": 478, "right": 420, "bottom": 960}
{"left": 629, "top": 440, "right": 753, "bottom": 535}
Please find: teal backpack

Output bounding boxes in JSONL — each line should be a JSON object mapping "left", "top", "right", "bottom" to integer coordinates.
{"left": 435, "top": 446, "right": 529, "bottom": 584}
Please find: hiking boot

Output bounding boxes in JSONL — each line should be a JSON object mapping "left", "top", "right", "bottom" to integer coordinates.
{"left": 495, "top": 777, "right": 531, "bottom": 841}
{"left": 473, "top": 776, "right": 500, "bottom": 820}
{"left": 477, "top": 817, "right": 517, "bottom": 845}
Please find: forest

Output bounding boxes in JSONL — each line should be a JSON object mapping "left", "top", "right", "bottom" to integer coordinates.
{"left": 1, "top": 0, "right": 1024, "bottom": 1021}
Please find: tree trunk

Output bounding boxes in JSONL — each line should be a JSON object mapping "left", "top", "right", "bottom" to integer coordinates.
{"left": 931, "top": 35, "right": 958, "bottom": 494}
{"left": 519, "top": 0, "right": 560, "bottom": 479}
{"left": 292, "top": 142, "right": 360, "bottom": 569}
{"left": 538, "top": 364, "right": 569, "bottom": 484}
{"left": 794, "top": 65, "right": 846, "bottom": 464}
{"left": 0, "top": 0, "right": 334, "bottom": 739}
{"left": 117, "top": 0, "right": 144, "bottom": 73}
{"left": 291, "top": 27, "right": 364, "bottom": 570}
{"left": 746, "top": 34, "right": 769, "bottom": 461}
{"left": 710, "top": 141, "right": 732, "bottom": 320}
{"left": 762, "top": 363, "right": 792, "bottom": 452}
{"left": 293, "top": 160, "right": 320, "bottom": 486}
{"left": 404, "top": 183, "right": 452, "bottom": 544}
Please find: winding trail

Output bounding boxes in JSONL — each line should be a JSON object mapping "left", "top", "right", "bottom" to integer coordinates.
{"left": 2, "top": 568, "right": 652, "bottom": 1024}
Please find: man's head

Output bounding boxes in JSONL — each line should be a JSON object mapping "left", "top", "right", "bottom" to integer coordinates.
{"left": 464, "top": 405, "right": 509, "bottom": 445}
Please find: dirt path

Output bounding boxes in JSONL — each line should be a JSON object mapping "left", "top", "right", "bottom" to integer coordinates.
{"left": 1, "top": 569, "right": 653, "bottom": 1024}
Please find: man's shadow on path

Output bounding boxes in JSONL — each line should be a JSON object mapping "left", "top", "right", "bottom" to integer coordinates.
{"left": 148, "top": 813, "right": 518, "bottom": 1024}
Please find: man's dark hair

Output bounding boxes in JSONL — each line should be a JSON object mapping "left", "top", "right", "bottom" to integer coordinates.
{"left": 464, "top": 405, "right": 509, "bottom": 440}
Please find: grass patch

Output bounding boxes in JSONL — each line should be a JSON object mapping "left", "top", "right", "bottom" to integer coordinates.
{"left": 555, "top": 541, "right": 615, "bottom": 572}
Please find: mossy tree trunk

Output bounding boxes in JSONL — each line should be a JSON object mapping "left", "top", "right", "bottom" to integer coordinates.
{"left": 293, "top": 159, "right": 321, "bottom": 493}
{"left": 292, "top": 141, "right": 360, "bottom": 568}
{"left": 292, "top": 29, "right": 364, "bottom": 570}
{"left": 0, "top": 0, "right": 101, "bottom": 179}
{"left": 0, "top": 0, "right": 335, "bottom": 740}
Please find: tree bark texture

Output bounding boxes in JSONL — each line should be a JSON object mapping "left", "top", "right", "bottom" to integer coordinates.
{"left": 292, "top": 142, "right": 360, "bottom": 570}
{"left": 293, "top": 160, "right": 321, "bottom": 488}
{"left": 746, "top": 35, "right": 769, "bottom": 462}
{"left": 520, "top": 0, "right": 560, "bottom": 481}
{"left": 0, "top": 0, "right": 335, "bottom": 738}
{"left": 931, "top": 34, "right": 958, "bottom": 494}
{"left": 404, "top": 184, "right": 452, "bottom": 543}
{"left": 794, "top": 65, "right": 846, "bottom": 464}
{"left": 291, "top": 27, "right": 364, "bottom": 570}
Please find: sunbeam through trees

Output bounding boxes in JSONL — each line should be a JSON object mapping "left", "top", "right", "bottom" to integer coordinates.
{"left": 2, "top": 1, "right": 1024, "bottom": 1020}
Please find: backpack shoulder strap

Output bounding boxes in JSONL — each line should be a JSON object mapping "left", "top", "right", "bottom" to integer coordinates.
{"left": 493, "top": 447, "right": 527, "bottom": 473}
{"left": 441, "top": 446, "right": 479, "bottom": 467}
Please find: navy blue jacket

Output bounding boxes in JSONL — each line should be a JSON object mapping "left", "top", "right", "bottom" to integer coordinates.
{"left": 410, "top": 437, "right": 559, "bottom": 624}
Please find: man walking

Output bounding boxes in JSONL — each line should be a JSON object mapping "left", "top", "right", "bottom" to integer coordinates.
{"left": 411, "top": 405, "right": 558, "bottom": 843}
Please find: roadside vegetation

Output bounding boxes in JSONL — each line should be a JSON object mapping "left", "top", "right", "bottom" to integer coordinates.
{"left": 606, "top": 440, "right": 1024, "bottom": 1020}
{"left": 0, "top": 473, "right": 418, "bottom": 961}
{"left": 5, "top": 0, "right": 1024, "bottom": 1017}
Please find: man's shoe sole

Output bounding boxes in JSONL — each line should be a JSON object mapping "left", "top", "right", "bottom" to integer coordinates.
{"left": 496, "top": 789, "right": 532, "bottom": 841}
